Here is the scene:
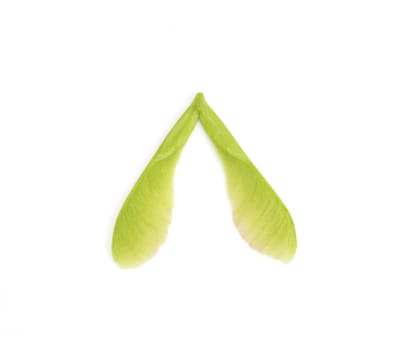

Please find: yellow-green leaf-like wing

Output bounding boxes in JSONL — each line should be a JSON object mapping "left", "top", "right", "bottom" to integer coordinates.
{"left": 197, "top": 94, "right": 297, "bottom": 262}
{"left": 112, "top": 99, "right": 199, "bottom": 268}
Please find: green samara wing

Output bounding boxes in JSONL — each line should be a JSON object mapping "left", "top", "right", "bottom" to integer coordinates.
{"left": 197, "top": 94, "right": 296, "bottom": 262}
{"left": 112, "top": 99, "right": 199, "bottom": 267}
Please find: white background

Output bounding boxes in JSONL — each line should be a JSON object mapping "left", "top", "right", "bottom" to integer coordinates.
{"left": 1, "top": 1, "right": 401, "bottom": 349}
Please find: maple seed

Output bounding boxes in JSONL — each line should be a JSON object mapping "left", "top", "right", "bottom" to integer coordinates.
{"left": 112, "top": 93, "right": 296, "bottom": 268}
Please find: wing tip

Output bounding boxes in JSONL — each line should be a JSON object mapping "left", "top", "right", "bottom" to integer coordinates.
{"left": 111, "top": 247, "right": 150, "bottom": 269}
